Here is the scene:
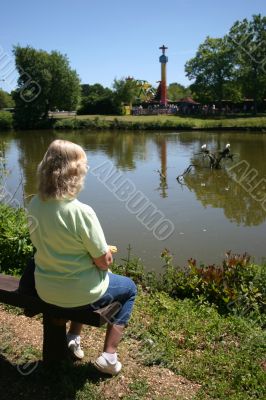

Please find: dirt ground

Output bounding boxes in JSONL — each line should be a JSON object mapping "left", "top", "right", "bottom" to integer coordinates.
{"left": 0, "top": 306, "right": 201, "bottom": 400}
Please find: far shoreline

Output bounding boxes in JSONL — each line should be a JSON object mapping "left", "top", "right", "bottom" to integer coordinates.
{"left": 1, "top": 112, "right": 266, "bottom": 132}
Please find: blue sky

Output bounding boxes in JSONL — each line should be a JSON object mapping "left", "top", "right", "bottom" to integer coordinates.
{"left": 0, "top": 0, "right": 265, "bottom": 92}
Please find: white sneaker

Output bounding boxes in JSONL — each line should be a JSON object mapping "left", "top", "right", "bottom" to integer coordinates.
{"left": 94, "top": 355, "right": 122, "bottom": 375}
{"left": 67, "top": 336, "right": 84, "bottom": 360}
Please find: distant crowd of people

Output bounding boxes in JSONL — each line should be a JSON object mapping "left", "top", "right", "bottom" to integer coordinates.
{"left": 132, "top": 104, "right": 178, "bottom": 115}
{"left": 132, "top": 102, "right": 264, "bottom": 116}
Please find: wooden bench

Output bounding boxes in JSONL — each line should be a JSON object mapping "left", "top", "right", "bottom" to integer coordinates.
{"left": 0, "top": 274, "right": 120, "bottom": 364}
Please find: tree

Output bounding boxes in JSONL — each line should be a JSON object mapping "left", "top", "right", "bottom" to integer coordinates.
{"left": 167, "top": 83, "right": 191, "bottom": 101}
{"left": 227, "top": 14, "right": 266, "bottom": 113}
{"left": 81, "top": 83, "right": 110, "bottom": 99}
{"left": 185, "top": 37, "right": 237, "bottom": 104}
{"left": 48, "top": 51, "right": 80, "bottom": 111}
{"left": 13, "top": 46, "right": 80, "bottom": 128}
{"left": 78, "top": 83, "right": 117, "bottom": 115}
{"left": 113, "top": 78, "right": 139, "bottom": 108}
{"left": 0, "top": 89, "right": 15, "bottom": 109}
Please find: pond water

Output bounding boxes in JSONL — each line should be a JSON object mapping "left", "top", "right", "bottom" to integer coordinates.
{"left": 1, "top": 129, "right": 266, "bottom": 271}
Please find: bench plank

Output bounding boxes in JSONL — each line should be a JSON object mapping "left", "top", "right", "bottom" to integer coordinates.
{"left": 0, "top": 273, "right": 121, "bottom": 364}
{"left": 0, "top": 274, "right": 120, "bottom": 327}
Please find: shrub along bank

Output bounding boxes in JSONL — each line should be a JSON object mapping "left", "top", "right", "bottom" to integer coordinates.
{"left": 53, "top": 115, "right": 266, "bottom": 131}
{"left": 1, "top": 112, "right": 266, "bottom": 132}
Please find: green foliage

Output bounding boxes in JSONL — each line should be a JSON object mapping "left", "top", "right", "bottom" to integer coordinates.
{"left": 185, "top": 36, "right": 236, "bottom": 103}
{"left": 113, "top": 247, "right": 265, "bottom": 323}
{"left": 48, "top": 51, "right": 80, "bottom": 111}
{"left": 0, "top": 89, "right": 14, "bottom": 109}
{"left": 78, "top": 83, "right": 117, "bottom": 115}
{"left": 167, "top": 82, "right": 191, "bottom": 101}
{"left": 13, "top": 46, "right": 81, "bottom": 129}
{"left": 112, "top": 244, "right": 155, "bottom": 287}
{"left": 54, "top": 114, "right": 266, "bottom": 131}
{"left": 54, "top": 116, "right": 111, "bottom": 130}
{"left": 113, "top": 77, "right": 140, "bottom": 110}
{"left": 0, "top": 204, "right": 33, "bottom": 274}
{"left": 185, "top": 15, "right": 266, "bottom": 106}
{"left": 160, "top": 250, "right": 266, "bottom": 322}
{"left": 0, "top": 111, "right": 13, "bottom": 130}
{"left": 227, "top": 14, "right": 266, "bottom": 112}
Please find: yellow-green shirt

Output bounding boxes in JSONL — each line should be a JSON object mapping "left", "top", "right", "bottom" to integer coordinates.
{"left": 27, "top": 195, "right": 109, "bottom": 307}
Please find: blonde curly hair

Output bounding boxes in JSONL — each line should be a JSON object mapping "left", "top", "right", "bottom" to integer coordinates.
{"left": 37, "top": 139, "right": 88, "bottom": 200}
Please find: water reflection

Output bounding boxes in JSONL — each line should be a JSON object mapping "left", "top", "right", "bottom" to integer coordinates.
{"left": 155, "top": 136, "right": 168, "bottom": 198}
{"left": 181, "top": 137, "right": 266, "bottom": 226}
{"left": 14, "top": 130, "right": 146, "bottom": 196}
{"left": 56, "top": 131, "right": 148, "bottom": 170}
{"left": 15, "top": 130, "right": 173, "bottom": 195}
{"left": 16, "top": 130, "right": 56, "bottom": 196}
{"left": 0, "top": 129, "right": 266, "bottom": 267}
{"left": 184, "top": 167, "right": 266, "bottom": 226}
{"left": 0, "top": 141, "right": 9, "bottom": 179}
{"left": 4, "top": 130, "right": 266, "bottom": 228}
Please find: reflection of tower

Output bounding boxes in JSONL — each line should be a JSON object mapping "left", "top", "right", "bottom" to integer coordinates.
{"left": 156, "top": 137, "right": 168, "bottom": 198}
{"left": 160, "top": 140, "right": 167, "bottom": 180}
{"left": 159, "top": 45, "right": 168, "bottom": 106}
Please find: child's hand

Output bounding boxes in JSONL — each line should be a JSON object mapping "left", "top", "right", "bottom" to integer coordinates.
{"left": 109, "top": 245, "right": 117, "bottom": 254}
{"left": 108, "top": 245, "right": 117, "bottom": 273}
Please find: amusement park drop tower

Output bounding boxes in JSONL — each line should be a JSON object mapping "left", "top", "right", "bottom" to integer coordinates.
{"left": 159, "top": 45, "right": 168, "bottom": 106}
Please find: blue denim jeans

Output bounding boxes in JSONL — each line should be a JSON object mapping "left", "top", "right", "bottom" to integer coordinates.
{"left": 87, "top": 272, "right": 137, "bottom": 325}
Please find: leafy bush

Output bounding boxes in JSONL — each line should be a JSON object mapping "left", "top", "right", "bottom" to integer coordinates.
{"left": 78, "top": 96, "right": 118, "bottom": 115}
{"left": 54, "top": 117, "right": 112, "bottom": 130}
{"left": 113, "top": 247, "right": 265, "bottom": 322}
{"left": 53, "top": 118, "right": 75, "bottom": 129}
{"left": 158, "top": 249, "right": 266, "bottom": 320}
{"left": 0, "top": 204, "right": 33, "bottom": 275}
{"left": 0, "top": 111, "right": 13, "bottom": 130}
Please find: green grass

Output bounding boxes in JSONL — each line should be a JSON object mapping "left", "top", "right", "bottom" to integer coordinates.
{"left": 130, "top": 290, "right": 266, "bottom": 400}
{"left": 123, "top": 380, "right": 150, "bottom": 400}
{"left": 53, "top": 114, "right": 266, "bottom": 131}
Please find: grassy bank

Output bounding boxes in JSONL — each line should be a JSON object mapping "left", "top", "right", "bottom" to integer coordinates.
{"left": 1, "top": 112, "right": 266, "bottom": 132}
{"left": 0, "top": 204, "right": 265, "bottom": 399}
{"left": 54, "top": 114, "right": 266, "bottom": 131}
{"left": 0, "top": 285, "right": 265, "bottom": 399}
